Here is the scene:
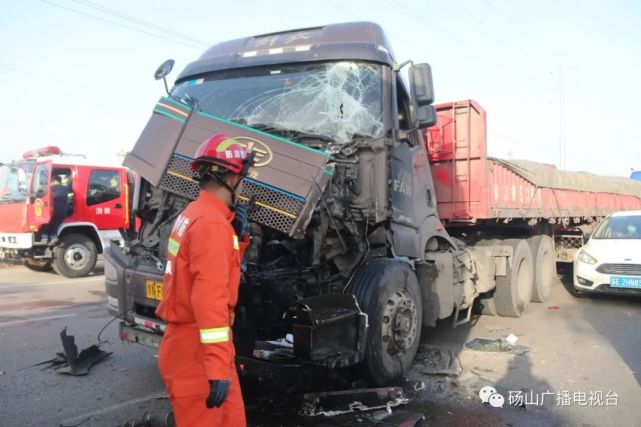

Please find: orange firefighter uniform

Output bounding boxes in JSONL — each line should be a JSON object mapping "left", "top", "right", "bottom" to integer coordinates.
{"left": 156, "top": 191, "right": 249, "bottom": 427}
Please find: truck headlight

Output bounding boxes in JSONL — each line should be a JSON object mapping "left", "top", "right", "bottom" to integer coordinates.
{"left": 578, "top": 250, "right": 597, "bottom": 265}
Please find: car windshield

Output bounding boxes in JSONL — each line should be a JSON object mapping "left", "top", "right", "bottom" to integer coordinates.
{"left": 172, "top": 61, "right": 384, "bottom": 145}
{"left": 0, "top": 162, "right": 34, "bottom": 203}
{"left": 592, "top": 215, "right": 641, "bottom": 239}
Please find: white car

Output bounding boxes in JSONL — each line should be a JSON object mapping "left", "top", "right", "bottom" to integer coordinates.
{"left": 573, "top": 211, "right": 641, "bottom": 296}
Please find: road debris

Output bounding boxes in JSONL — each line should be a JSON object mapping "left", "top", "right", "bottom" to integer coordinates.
{"left": 547, "top": 305, "right": 560, "bottom": 310}
{"left": 374, "top": 410, "right": 425, "bottom": 426}
{"left": 413, "top": 381, "right": 426, "bottom": 391}
{"left": 505, "top": 333, "right": 519, "bottom": 345}
{"left": 299, "top": 387, "right": 408, "bottom": 416}
{"left": 465, "top": 337, "right": 530, "bottom": 355}
{"left": 141, "top": 410, "right": 176, "bottom": 427}
{"left": 30, "top": 328, "right": 112, "bottom": 375}
{"left": 413, "top": 347, "right": 462, "bottom": 376}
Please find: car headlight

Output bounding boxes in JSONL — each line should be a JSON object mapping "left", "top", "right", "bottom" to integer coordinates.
{"left": 578, "top": 250, "right": 597, "bottom": 265}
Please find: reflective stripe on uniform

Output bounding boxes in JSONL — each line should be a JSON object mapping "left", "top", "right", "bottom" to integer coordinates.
{"left": 233, "top": 235, "right": 239, "bottom": 251}
{"left": 167, "top": 238, "right": 180, "bottom": 256}
{"left": 199, "top": 326, "right": 230, "bottom": 344}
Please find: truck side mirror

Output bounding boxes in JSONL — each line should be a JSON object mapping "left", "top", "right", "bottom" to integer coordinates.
{"left": 416, "top": 105, "right": 437, "bottom": 129}
{"left": 409, "top": 63, "right": 435, "bottom": 107}
{"left": 154, "top": 59, "right": 175, "bottom": 80}
{"left": 154, "top": 59, "right": 175, "bottom": 96}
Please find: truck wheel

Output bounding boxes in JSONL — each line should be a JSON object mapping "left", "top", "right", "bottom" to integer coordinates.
{"left": 494, "top": 239, "right": 534, "bottom": 317}
{"left": 53, "top": 233, "right": 98, "bottom": 278}
{"left": 528, "top": 235, "right": 556, "bottom": 302}
{"left": 24, "top": 259, "right": 53, "bottom": 272}
{"left": 346, "top": 258, "right": 422, "bottom": 386}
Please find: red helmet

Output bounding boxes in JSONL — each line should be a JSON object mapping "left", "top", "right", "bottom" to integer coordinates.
{"left": 191, "top": 133, "right": 251, "bottom": 176}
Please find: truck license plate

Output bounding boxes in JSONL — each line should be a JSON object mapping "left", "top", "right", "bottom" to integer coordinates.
{"left": 610, "top": 276, "right": 641, "bottom": 289}
{"left": 146, "top": 280, "right": 163, "bottom": 300}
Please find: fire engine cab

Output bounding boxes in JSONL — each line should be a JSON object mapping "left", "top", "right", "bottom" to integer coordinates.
{"left": 0, "top": 146, "right": 133, "bottom": 277}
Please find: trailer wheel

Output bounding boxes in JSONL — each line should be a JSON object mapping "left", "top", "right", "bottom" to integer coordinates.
{"left": 528, "top": 235, "right": 556, "bottom": 302}
{"left": 53, "top": 233, "right": 98, "bottom": 278}
{"left": 24, "top": 259, "right": 53, "bottom": 272}
{"left": 346, "top": 258, "right": 422, "bottom": 386}
{"left": 494, "top": 239, "right": 534, "bottom": 317}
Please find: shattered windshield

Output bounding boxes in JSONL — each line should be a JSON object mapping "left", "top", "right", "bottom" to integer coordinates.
{"left": 0, "top": 162, "right": 34, "bottom": 203}
{"left": 172, "top": 61, "right": 384, "bottom": 144}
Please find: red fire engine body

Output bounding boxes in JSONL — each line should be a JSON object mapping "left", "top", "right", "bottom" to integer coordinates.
{"left": 0, "top": 146, "right": 133, "bottom": 277}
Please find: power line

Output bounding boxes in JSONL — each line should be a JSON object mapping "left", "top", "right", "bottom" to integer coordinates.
{"left": 40, "top": 0, "right": 203, "bottom": 50}
{"left": 0, "top": 65, "right": 148, "bottom": 101}
{"left": 70, "top": 0, "right": 211, "bottom": 47}
{"left": 488, "top": 128, "right": 555, "bottom": 154}
{"left": 432, "top": 0, "right": 553, "bottom": 69}
{"left": 323, "top": 0, "right": 457, "bottom": 66}
{"left": 481, "top": 0, "right": 557, "bottom": 56}
{"left": 384, "top": 0, "right": 551, "bottom": 90}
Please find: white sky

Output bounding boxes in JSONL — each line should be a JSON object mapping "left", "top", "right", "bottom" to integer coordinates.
{"left": 1, "top": 0, "right": 640, "bottom": 176}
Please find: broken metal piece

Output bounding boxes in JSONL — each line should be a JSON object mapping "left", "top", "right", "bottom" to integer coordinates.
{"left": 375, "top": 411, "right": 425, "bottom": 426}
{"left": 142, "top": 410, "right": 175, "bottom": 427}
{"left": 55, "top": 327, "right": 112, "bottom": 376}
{"left": 300, "top": 387, "right": 408, "bottom": 417}
{"left": 291, "top": 293, "right": 367, "bottom": 368}
{"left": 465, "top": 337, "right": 530, "bottom": 355}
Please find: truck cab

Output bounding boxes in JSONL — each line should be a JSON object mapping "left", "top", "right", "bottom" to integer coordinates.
{"left": 106, "top": 22, "right": 496, "bottom": 385}
{"left": 0, "top": 146, "right": 133, "bottom": 277}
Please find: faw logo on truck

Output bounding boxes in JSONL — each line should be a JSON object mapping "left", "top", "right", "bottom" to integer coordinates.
{"left": 235, "top": 136, "right": 273, "bottom": 167}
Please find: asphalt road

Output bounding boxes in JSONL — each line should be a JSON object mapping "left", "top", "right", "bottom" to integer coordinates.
{"left": 0, "top": 264, "right": 167, "bottom": 427}
{"left": 0, "top": 264, "right": 640, "bottom": 426}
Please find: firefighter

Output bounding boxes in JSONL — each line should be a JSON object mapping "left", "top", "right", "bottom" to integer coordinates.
{"left": 44, "top": 175, "right": 70, "bottom": 244}
{"left": 156, "top": 133, "right": 253, "bottom": 427}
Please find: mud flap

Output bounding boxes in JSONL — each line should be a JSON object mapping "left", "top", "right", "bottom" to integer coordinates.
{"left": 291, "top": 294, "right": 367, "bottom": 368}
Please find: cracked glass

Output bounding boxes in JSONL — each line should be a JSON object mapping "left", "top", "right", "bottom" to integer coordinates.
{"left": 173, "top": 61, "right": 384, "bottom": 145}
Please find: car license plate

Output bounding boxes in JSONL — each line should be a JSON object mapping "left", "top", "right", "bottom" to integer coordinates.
{"left": 610, "top": 276, "right": 641, "bottom": 289}
{"left": 146, "top": 280, "right": 163, "bottom": 301}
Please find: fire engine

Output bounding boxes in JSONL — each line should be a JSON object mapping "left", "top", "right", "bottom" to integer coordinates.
{"left": 0, "top": 146, "right": 134, "bottom": 277}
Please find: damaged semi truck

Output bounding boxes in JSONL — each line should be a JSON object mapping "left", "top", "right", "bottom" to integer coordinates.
{"left": 105, "top": 21, "right": 641, "bottom": 386}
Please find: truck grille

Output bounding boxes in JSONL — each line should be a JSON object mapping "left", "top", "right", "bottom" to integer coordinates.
{"left": 159, "top": 155, "right": 200, "bottom": 200}
{"left": 596, "top": 264, "right": 641, "bottom": 276}
{"left": 159, "top": 154, "right": 305, "bottom": 235}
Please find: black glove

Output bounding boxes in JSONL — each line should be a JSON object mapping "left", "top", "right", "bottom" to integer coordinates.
{"left": 231, "top": 203, "right": 248, "bottom": 238}
{"left": 206, "top": 380, "right": 231, "bottom": 408}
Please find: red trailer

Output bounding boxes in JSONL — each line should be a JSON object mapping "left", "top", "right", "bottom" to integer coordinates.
{"left": 426, "top": 100, "right": 641, "bottom": 262}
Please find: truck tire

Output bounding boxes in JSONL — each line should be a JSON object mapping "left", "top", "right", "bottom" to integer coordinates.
{"left": 528, "top": 235, "right": 556, "bottom": 302}
{"left": 493, "top": 239, "right": 534, "bottom": 317}
{"left": 24, "top": 259, "right": 53, "bottom": 272}
{"left": 53, "top": 233, "right": 98, "bottom": 278}
{"left": 346, "top": 258, "right": 422, "bottom": 386}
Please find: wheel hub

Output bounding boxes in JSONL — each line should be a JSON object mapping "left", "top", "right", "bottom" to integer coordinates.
{"left": 64, "top": 244, "right": 90, "bottom": 271}
{"left": 381, "top": 290, "right": 418, "bottom": 355}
